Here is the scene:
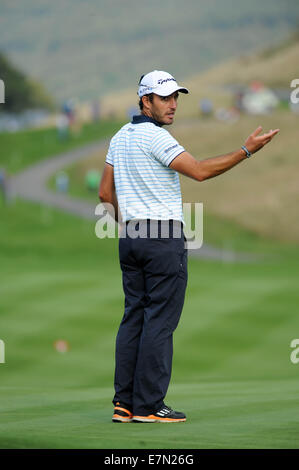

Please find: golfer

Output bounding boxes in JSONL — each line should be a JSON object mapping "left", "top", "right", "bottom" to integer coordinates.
{"left": 99, "top": 70, "right": 279, "bottom": 423}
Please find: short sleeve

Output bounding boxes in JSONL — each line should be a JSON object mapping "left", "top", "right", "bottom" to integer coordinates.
{"left": 150, "top": 128, "right": 185, "bottom": 167}
{"left": 105, "top": 142, "right": 114, "bottom": 166}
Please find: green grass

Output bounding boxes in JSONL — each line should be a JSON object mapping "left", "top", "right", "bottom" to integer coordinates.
{"left": 47, "top": 159, "right": 101, "bottom": 202}
{"left": 0, "top": 119, "right": 124, "bottom": 174}
{"left": 1, "top": 380, "right": 298, "bottom": 449}
{"left": 1, "top": 198, "right": 299, "bottom": 448}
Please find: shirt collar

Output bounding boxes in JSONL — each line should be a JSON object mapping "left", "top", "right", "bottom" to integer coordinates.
{"left": 131, "top": 114, "right": 162, "bottom": 127}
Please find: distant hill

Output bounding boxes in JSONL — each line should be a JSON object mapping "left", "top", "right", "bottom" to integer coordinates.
{"left": 0, "top": 0, "right": 298, "bottom": 102}
{"left": 179, "top": 29, "right": 299, "bottom": 118}
{"left": 98, "top": 30, "right": 299, "bottom": 119}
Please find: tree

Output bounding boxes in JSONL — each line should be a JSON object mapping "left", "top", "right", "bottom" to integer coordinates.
{"left": 0, "top": 51, "right": 55, "bottom": 112}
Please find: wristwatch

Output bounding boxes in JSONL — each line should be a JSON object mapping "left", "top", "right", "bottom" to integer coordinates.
{"left": 241, "top": 145, "right": 252, "bottom": 158}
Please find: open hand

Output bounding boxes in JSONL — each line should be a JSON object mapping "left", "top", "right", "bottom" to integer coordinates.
{"left": 245, "top": 126, "right": 280, "bottom": 154}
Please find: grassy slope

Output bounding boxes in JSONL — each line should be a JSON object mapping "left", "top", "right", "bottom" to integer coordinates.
{"left": 166, "top": 34, "right": 299, "bottom": 243}
{"left": 176, "top": 111, "right": 298, "bottom": 243}
{"left": 0, "top": 199, "right": 299, "bottom": 448}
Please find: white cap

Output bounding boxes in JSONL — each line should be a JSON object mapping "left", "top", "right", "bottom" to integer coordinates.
{"left": 137, "top": 70, "right": 189, "bottom": 98}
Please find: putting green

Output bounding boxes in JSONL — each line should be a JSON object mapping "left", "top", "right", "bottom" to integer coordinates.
{"left": 1, "top": 199, "right": 299, "bottom": 448}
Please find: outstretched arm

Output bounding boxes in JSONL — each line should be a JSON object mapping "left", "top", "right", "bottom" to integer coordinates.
{"left": 169, "top": 126, "right": 280, "bottom": 181}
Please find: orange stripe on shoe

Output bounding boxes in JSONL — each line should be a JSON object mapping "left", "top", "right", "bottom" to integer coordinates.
{"left": 114, "top": 406, "right": 133, "bottom": 416}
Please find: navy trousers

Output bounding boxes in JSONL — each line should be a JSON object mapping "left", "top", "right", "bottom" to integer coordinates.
{"left": 113, "top": 219, "right": 188, "bottom": 416}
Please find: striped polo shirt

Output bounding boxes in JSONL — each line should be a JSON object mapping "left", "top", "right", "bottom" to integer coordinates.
{"left": 105, "top": 115, "right": 185, "bottom": 225}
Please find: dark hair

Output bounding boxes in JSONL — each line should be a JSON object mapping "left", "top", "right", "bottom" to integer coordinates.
{"left": 138, "top": 93, "right": 154, "bottom": 111}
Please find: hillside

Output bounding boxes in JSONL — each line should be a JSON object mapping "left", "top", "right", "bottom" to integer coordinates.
{"left": 173, "top": 31, "right": 299, "bottom": 245}
{"left": 0, "top": 0, "right": 298, "bottom": 102}
{"left": 179, "top": 30, "right": 299, "bottom": 118}
{"left": 100, "top": 30, "right": 299, "bottom": 118}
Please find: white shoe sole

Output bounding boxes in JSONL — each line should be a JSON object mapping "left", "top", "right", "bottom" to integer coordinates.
{"left": 112, "top": 416, "right": 133, "bottom": 423}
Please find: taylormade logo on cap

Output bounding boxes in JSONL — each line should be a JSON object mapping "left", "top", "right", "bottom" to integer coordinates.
{"left": 157, "top": 78, "right": 176, "bottom": 85}
{"left": 138, "top": 70, "right": 189, "bottom": 98}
